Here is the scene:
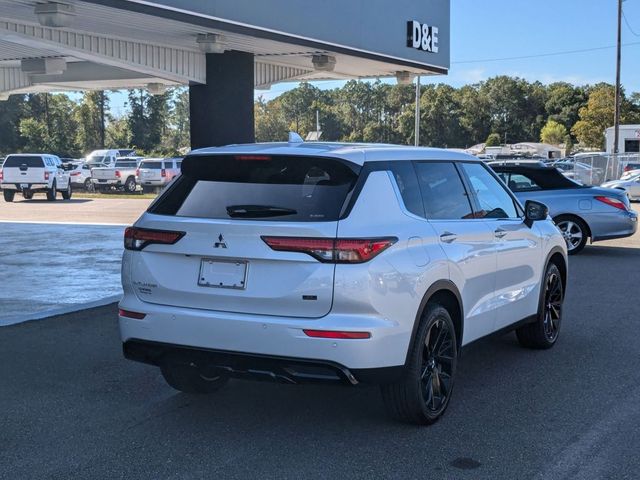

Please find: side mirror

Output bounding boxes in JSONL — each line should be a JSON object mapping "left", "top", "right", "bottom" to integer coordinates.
{"left": 524, "top": 200, "right": 549, "bottom": 228}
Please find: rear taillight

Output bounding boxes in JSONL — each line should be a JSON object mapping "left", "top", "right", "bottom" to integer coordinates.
{"left": 124, "top": 226, "right": 185, "bottom": 251}
{"left": 44, "top": 172, "right": 50, "bottom": 180}
{"left": 624, "top": 166, "right": 631, "bottom": 172}
{"left": 595, "top": 195, "right": 627, "bottom": 211}
{"left": 161, "top": 169, "right": 166, "bottom": 177}
{"left": 261, "top": 236, "right": 397, "bottom": 263}
{"left": 234, "top": 155, "right": 272, "bottom": 161}
{"left": 0, "top": 170, "right": 3, "bottom": 180}
{"left": 303, "top": 330, "right": 371, "bottom": 339}
{"left": 115, "top": 170, "right": 121, "bottom": 178}
{"left": 118, "top": 308, "right": 146, "bottom": 319}
{"left": 135, "top": 168, "right": 140, "bottom": 177}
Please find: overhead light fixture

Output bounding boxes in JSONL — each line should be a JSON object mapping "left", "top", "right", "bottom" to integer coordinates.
{"left": 196, "top": 33, "right": 227, "bottom": 54}
{"left": 0, "top": 92, "right": 10, "bottom": 101}
{"left": 21, "top": 58, "right": 67, "bottom": 75}
{"left": 146, "top": 83, "right": 167, "bottom": 95}
{"left": 395, "top": 71, "right": 415, "bottom": 85}
{"left": 34, "top": 2, "right": 76, "bottom": 28}
{"left": 311, "top": 54, "right": 336, "bottom": 72}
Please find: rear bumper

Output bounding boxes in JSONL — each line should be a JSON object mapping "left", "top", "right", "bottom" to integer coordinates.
{"left": 118, "top": 295, "right": 411, "bottom": 373}
{"left": 93, "top": 179, "right": 121, "bottom": 186}
{"left": 140, "top": 179, "right": 166, "bottom": 186}
{"left": 1, "top": 183, "right": 48, "bottom": 191}
{"left": 123, "top": 339, "right": 403, "bottom": 385}
{"left": 588, "top": 210, "right": 638, "bottom": 242}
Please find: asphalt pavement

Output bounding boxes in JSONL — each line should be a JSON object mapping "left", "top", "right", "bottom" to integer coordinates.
{"left": 1, "top": 243, "right": 639, "bottom": 479}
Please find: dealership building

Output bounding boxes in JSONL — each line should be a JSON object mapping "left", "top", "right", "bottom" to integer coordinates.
{"left": 0, "top": 0, "right": 450, "bottom": 148}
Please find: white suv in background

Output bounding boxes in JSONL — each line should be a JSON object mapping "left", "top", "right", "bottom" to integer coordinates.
{"left": 1, "top": 153, "right": 72, "bottom": 201}
{"left": 119, "top": 142, "right": 568, "bottom": 425}
{"left": 137, "top": 158, "right": 182, "bottom": 193}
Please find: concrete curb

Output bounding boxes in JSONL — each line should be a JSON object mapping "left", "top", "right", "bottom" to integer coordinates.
{"left": 0, "top": 295, "right": 122, "bottom": 327}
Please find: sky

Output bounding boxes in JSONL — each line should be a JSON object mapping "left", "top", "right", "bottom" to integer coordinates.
{"left": 108, "top": 0, "right": 640, "bottom": 116}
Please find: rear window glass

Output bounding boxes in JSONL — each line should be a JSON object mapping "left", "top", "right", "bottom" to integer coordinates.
{"left": 140, "top": 162, "right": 162, "bottom": 169}
{"left": 3, "top": 156, "right": 44, "bottom": 168}
{"left": 115, "top": 161, "right": 137, "bottom": 168}
{"left": 150, "top": 155, "right": 360, "bottom": 222}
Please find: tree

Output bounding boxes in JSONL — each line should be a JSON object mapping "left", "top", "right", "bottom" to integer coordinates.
{"left": 255, "top": 96, "right": 288, "bottom": 141}
{"left": 76, "top": 91, "right": 108, "bottom": 154}
{"left": 545, "top": 82, "right": 587, "bottom": 135}
{"left": 572, "top": 84, "right": 615, "bottom": 149}
{"left": 540, "top": 119, "right": 568, "bottom": 145}
{"left": 105, "top": 117, "right": 131, "bottom": 149}
{"left": 0, "top": 95, "right": 28, "bottom": 154}
{"left": 168, "top": 88, "right": 190, "bottom": 151}
{"left": 19, "top": 118, "right": 48, "bottom": 152}
{"left": 485, "top": 133, "right": 501, "bottom": 147}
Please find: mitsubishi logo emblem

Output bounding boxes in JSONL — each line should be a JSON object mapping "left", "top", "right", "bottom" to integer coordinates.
{"left": 214, "top": 234, "right": 228, "bottom": 249}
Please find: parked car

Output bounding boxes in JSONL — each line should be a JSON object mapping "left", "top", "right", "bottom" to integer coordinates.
{"left": 119, "top": 142, "right": 568, "bottom": 425}
{"left": 620, "top": 168, "right": 640, "bottom": 180}
{"left": 92, "top": 157, "right": 142, "bottom": 193}
{"left": 85, "top": 149, "right": 121, "bottom": 168}
{"left": 552, "top": 161, "right": 604, "bottom": 185}
{"left": 1, "top": 153, "right": 72, "bottom": 202}
{"left": 492, "top": 164, "right": 637, "bottom": 254}
{"left": 65, "top": 161, "right": 94, "bottom": 191}
{"left": 137, "top": 157, "right": 181, "bottom": 193}
{"left": 621, "top": 162, "right": 640, "bottom": 176}
{"left": 602, "top": 173, "right": 640, "bottom": 201}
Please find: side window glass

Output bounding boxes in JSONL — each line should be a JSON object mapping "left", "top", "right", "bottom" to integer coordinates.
{"left": 460, "top": 163, "right": 518, "bottom": 219}
{"left": 389, "top": 162, "right": 424, "bottom": 217}
{"left": 507, "top": 173, "right": 540, "bottom": 192}
{"left": 414, "top": 162, "right": 474, "bottom": 220}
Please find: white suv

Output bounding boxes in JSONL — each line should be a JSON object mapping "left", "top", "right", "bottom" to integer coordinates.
{"left": 119, "top": 143, "right": 568, "bottom": 424}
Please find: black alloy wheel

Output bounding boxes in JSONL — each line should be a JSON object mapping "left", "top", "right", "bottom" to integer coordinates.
{"left": 516, "top": 263, "right": 564, "bottom": 349}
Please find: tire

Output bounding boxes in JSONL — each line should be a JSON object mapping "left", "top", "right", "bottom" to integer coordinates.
{"left": 516, "top": 263, "right": 564, "bottom": 349}
{"left": 124, "top": 176, "right": 137, "bottom": 193}
{"left": 381, "top": 303, "right": 457, "bottom": 425}
{"left": 161, "top": 358, "right": 229, "bottom": 394}
{"left": 22, "top": 191, "right": 34, "bottom": 200}
{"left": 46, "top": 181, "right": 57, "bottom": 201}
{"left": 554, "top": 215, "right": 588, "bottom": 255}
{"left": 61, "top": 182, "right": 72, "bottom": 200}
{"left": 84, "top": 178, "right": 94, "bottom": 192}
{"left": 3, "top": 190, "right": 15, "bottom": 202}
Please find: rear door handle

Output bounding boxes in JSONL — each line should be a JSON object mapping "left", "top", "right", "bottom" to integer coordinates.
{"left": 440, "top": 232, "right": 457, "bottom": 243}
{"left": 494, "top": 228, "right": 507, "bottom": 239}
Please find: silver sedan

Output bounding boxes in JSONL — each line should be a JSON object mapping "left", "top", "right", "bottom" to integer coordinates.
{"left": 602, "top": 174, "right": 640, "bottom": 201}
{"left": 492, "top": 165, "right": 638, "bottom": 254}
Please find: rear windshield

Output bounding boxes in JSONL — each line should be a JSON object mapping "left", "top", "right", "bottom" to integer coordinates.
{"left": 3, "top": 156, "right": 44, "bottom": 168}
{"left": 150, "top": 154, "right": 360, "bottom": 222}
{"left": 115, "top": 161, "right": 137, "bottom": 168}
{"left": 140, "top": 161, "right": 162, "bottom": 169}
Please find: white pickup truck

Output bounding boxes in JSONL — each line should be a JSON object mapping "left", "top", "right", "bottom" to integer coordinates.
{"left": 91, "top": 157, "right": 142, "bottom": 193}
{"left": 1, "top": 154, "right": 72, "bottom": 202}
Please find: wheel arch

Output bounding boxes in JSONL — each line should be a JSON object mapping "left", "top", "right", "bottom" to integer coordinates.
{"left": 405, "top": 280, "right": 464, "bottom": 365}
{"left": 545, "top": 246, "right": 568, "bottom": 293}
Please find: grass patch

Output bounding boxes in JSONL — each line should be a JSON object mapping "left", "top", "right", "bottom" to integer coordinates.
{"left": 73, "top": 192, "right": 157, "bottom": 200}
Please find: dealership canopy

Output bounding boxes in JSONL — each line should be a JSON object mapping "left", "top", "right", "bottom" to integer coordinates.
{"left": 0, "top": 0, "right": 450, "bottom": 146}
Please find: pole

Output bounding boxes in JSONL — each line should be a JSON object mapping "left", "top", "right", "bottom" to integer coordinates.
{"left": 613, "top": 0, "right": 622, "bottom": 154}
{"left": 99, "top": 91, "right": 105, "bottom": 148}
{"left": 414, "top": 75, "right": 421, "bottom": 146}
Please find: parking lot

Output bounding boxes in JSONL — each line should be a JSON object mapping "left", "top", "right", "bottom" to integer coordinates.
{"left": 0, "top": 200, "right": 639, "bottom": 479}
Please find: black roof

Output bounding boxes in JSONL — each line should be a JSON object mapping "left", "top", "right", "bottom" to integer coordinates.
{"left": 490, "top": 164, "right": 582, "bottom": 190}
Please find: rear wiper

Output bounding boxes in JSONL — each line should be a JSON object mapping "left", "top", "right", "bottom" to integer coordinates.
{"left": 226, "top": 205, "right": 297, "bottom": 218}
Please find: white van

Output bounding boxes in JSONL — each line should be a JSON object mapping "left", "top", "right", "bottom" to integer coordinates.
{"left": 86, "top": 149, "right": 121, "bottom": 168}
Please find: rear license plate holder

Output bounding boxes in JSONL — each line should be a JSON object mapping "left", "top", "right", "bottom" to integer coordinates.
{"left": 198, "top": 258, "right": 247, "bottom": 289}
{"left": 20, "top": 183, "right": 28, "bottom": 189}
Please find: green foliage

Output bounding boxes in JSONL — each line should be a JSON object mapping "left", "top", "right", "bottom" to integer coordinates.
{"left": 2, "top": 77, "right": 640, "bottom": 157}
{"left": 485, "top": 133, "right": 502, "bottom": 147}
{"left": 540, "top": 119, "right": 568, "bottom": 145}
